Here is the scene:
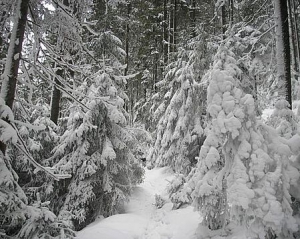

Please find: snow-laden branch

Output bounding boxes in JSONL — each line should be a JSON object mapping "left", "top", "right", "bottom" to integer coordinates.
{"left": 22, "top": 58, "right": 91, "bottom": 111}
{"left": 10, "top": 121, "right": 71, "bottom": 181}
{"left": 0, "top": 97, "right": 71, "bottom": 181}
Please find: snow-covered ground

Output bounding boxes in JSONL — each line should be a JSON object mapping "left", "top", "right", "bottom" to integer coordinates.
{"left": 76, "top": 167, "right": 201, "bottom": 239}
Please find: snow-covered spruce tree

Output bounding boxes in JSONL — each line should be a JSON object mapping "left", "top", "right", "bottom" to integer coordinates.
{"left": 265, "top": 99, "right": 300, "bottom": 237}
{"left": 148, "top": 40, "right": 206, "bottom": 175}
{"left": 189, "top": 45, "right": 299, "bottom": 238}
{"left": 50, "top": 70, "right": 144, "bottom": 230}
{"left": 133, "top": 69, "right": 155, "bottom": 131}
{"left": 0, "top": 97, "right": 75, "bottom": 238}
{"left": 9, "top": 100, "right": 61, "bottom": 206}
{"left": 267, "top": 99, "right": 298, "bottom": 139}
{"left": 227, "top": 22, "right": 276, "bottom": 114}
{"left": 0, "top": 96, "right": 27, "bottom": 237}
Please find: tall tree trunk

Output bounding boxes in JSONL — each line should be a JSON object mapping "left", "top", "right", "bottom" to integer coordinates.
{"left": 50, "top": 0, "right": 78, "bottom": 124}
{"left": 274, "top": 0, "right": 292, "bottom": 108}
{"left": 124, "top": 3, "right": 131, "bottom": 116}
{"left": 229, "top": 0, "right": 234, "bottom": 26}
{"left": 288, "top": 0, "right": 299, "bottom": 88}
{"left": 221, "top": 4, "right": 226, "bottom": 39}
{"left": 0, "top": 9, "right": 7, "bottom": 65}
{"left": 50, "top": 69, "right": 63, "bottom": 125}
{"left": 124, "top": 3, "right": 131, "bottom": 76}
{"left": 291, "top": 0, "right": 300, "bottom": 80}
{"left": 168, "top": 2, "right": 173, "bottom": 55}
{"left": 173, "top": 0, "right": 177, "bottom": 52}
{"left": 0, "top": 0, "right": 29, "bottom": 154}
{"left": 163, "top": 0, "right": 168, "bottom": 64}
{"left": 191, "top": 0, "right": 196, "bottom": 38}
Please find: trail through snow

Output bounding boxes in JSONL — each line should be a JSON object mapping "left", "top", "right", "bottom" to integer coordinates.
{"left": 76, "top": 167, "right": 201, "bottom": 239}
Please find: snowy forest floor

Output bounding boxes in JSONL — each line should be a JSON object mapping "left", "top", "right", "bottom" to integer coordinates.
{"left": 76, "top": 167, "right": 201, "bottom": 239}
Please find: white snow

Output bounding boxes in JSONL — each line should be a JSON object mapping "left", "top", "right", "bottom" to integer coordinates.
{"left": 76, "top": 167, "right": 201, "bottom": 239}
{"left": 261, "top": 108, "right": 274, "bottom": 121}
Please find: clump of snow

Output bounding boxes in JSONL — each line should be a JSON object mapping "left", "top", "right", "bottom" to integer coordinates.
{"left": 0, "top": 97, "right": 18, "bottom": 144}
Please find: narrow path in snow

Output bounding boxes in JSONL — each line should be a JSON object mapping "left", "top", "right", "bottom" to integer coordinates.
{"left": 76, "top": 167, "right": 201, "bottom": 239}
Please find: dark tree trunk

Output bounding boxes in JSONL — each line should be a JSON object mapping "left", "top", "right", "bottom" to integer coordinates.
{"left": 221, "top": 4, "right": 226, "bottom": 39}
{"left": 191, "top": 0, "right": 196, "bottom": 38}
{"left": 288, "top": 0, "right": 298, "bottom": 86}
{"left": 163, "top": 0, "right": 168, "bottom": 64}
{"left": 169, "top": 2, "right": 173, "bottom": 54}
{"left": 292, "top": 0, "right": 300, "bottom": 66}
{"left": 173, "top": 0, "right": 177, "bottom": 52}
{"left": 0, "top": 10, "right": 7, "bottom": 62}
{"left": 229, "top": 0, "right": 234, "bottom": 25}
{"left": 289, "top": 0, "right": 300, "bottom": 82}
{"left": 1, "top": 0, "right": 29, "bottom": 109}
{"left": 50, "top": 69, "right": 63, "bottom": 125}
{"left": 0, "top": 0, "right": 29, "bottom": 155}
{"left": 274, "top": 0, "right": 292, "bottom": 108}
{"left": 124, "top": 3, "right": 131, "bottom": 76}
{"left": 50, "top": 0, "right": 78, "bottom": 125}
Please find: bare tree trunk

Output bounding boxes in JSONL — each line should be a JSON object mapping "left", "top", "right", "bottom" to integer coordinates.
{"left": 163, "top": 0, "right": 168, "bottom": 64}
{"left": 291, "top": 0, "right": 300, "bottom": 78}
{"left": 229, "top": 0, "right": 234, "bottom": 26}
{"left": 0, "top": 9, "right": 7, "bottom": 63}
{"left": 50, "top": 69, "right": 63, "bottom": 125}
{"left": 274, "top": 0, "right": 292, "bottom": 108}
{"left": 124, "top": 3, "right": 131, "bottom": 76}
{"left": 221, "top": 4, "right": 226, "bottom": 39}
{"left": 173, "top": 0, "right": 177, "bottom": 52}
{"left": 168, "top": 2, "right": 173, "bottom": 55}
{"left": 0, "top": 0, "right": 29, "bottom": 154}
{"left": 50, "top": 0, "right": 78, "bottom": 125}
{"left": 191, "top": 0, "right": 196, "bottom": 38}
{"left": 288, "top": 0, "right": 299, "bottom": 89}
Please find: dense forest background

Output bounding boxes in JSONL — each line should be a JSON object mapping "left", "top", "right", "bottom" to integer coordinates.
{"left": 1, "top": 0, "right": 300, "bottom": 238}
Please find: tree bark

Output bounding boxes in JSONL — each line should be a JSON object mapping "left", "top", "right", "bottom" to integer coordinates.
{"left": 291, "top": 0, "right": 300, "bottom": 79}
{"left": 173, "top": 0, "right": 177, "bottom": 52}
{"left": 163, "top": 0, "right": 168, "bottom": 64}
{"left": 191, "top": 0, "right": 196, "bottom": 38}
{"left": 221, "top": 4, "right": 226, "bottom": 39}
{"left": 288, "top": 0, "right": 299, "bottom": 87}
{"left": 0, "top": 9, "right": 7, "bottom": 63}
{"left": 0, "top": 0, "right": 29, "bottom": 154}
{"left": 229, "top": 0, "right": 234, "bottom": 26}
{"left": 274, "top": 0, "right": 292, "bottom": 108}
{"left": 50, "top": 69, "right": 63, "bottom": 125}
{"left": 50, "top": 0, "right": 78, "bottom": 125}
{"left": 124, "top": 3, "right": 131, "bottom": 76}
{"left": 168, "top": 2, "right": 173, "bottom": 55}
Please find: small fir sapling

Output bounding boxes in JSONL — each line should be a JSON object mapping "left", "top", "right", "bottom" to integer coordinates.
{"left": 167, "top": 174, "right": 192, "bottom": 209}
{"left": 154, "top": 194, "right": 165, "bottom": 209}
{"left": 267, "top": 99, "right": 298, "bottom": 139}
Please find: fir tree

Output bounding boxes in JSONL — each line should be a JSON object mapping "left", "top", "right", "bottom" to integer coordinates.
{"left": 50, "top": 68, "right": 144, "bottom": 230}
{"left": 148, "top": 37, "right": 207, "bottom": 175}
{"left": 0, "top": 97, "right": 74, "bottom": 238}
{"left": 189, "top": 44, "right": 299, "bottom": 238}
